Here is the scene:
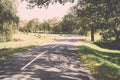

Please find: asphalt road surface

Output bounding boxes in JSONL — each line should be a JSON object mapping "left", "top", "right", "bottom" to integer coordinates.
{"left": 0, "top": 35, "right": 95, "bottom": 80}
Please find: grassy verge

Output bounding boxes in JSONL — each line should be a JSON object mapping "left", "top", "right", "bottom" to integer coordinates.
{"left": 94, "top": 41, "right": 120, "bottom": 50}
{"left": 78, "top": 43, "right": 120, "bottom": 80}
{"left": 0, "top": 33, "right": 64, "bottom": 59}
{"left": 0, "top": 45, "right": 38, "bottom": 59}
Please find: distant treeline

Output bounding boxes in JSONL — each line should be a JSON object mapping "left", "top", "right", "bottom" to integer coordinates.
{"left": 18, "top": 16, "right": 80, "bottom": 34}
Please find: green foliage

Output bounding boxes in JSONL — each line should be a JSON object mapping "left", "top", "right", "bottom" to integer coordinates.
{"left": 22, "top": 0, "right": 74, "bottom": 9}
{"left": 100, "top": 29, "right": 114, "bottom": 42}
{"left": 47, "top": 18, "right": 61, "bottom": 33}
{"left": 78, "top": 45, "right": 120, "bottom": 80}
{"left": 52, "top": 24, "right": 62, "bottom": 33}
{"left": 57, "top": 12, "right": 82, "bottom": 34}
{"left": 76, "top": 0, "right": 120, "bottom": 42}
{"left": 19, "top": 18, "right": 61, "bottom": 34}
{"left": 0, "top": 0, "right": 19, "bottom": 42}
{"left": 24, "top": 18, "right": 40, "bottom": 33}
{"left": 41, "top": 21, "right": 50, "bottom": 33}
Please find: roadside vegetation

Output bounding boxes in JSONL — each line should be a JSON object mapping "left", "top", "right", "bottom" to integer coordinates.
{"left": 0, "top": 32, "right": 64, "bottom": 59}
{"left": 78, "top": 44, "right": 120, "bottom": 80}
{"left": 78, "top": 35, "right": 120, "bottom": 80}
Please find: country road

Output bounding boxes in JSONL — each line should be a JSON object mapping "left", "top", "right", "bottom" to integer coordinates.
{"left": 0, "top": 35, "right": 95, "bottom": 80}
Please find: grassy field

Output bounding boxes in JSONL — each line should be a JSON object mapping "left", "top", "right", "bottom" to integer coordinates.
{"left": 0, "top": 32, "right": 64, "bottom": 59}
{"left": 78, "top": 43, "right": 120, "bottom": 80}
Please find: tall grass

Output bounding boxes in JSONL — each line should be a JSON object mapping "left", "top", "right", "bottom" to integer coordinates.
{"left": 78, "top": 44, "right": 120, "bottom": 80}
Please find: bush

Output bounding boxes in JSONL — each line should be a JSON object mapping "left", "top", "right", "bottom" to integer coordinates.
{"left": 0, "top": 32, "right": 13, "bottom": 42}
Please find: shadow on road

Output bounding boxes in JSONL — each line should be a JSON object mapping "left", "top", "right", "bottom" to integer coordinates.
{"left": 0, "top": 38, "right": 95, "bottom": 80}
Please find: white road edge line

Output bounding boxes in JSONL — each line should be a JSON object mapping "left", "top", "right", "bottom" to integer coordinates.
{"left": 20, "top": 44, "right": 58, "bottom": 70}
{"left": 20, "top": 50, "right": 48, "bottom": 70}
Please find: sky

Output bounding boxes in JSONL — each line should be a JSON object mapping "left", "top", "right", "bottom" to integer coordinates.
{"left": 17, "top": 1, "right": 76, "bottom": 21}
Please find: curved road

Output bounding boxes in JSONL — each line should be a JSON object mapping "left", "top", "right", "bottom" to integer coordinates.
{"left": 0, "top": 35, "right": 95, "bottom": 80}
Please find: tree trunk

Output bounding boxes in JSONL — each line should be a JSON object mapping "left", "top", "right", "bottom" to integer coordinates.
{"left": 91, "top": 26, "right": 94, "bottom": 41}
{"left": 115, "top": 31, "right": 120, "bottom": 42}
{"left": 114, "top": 29, "right": 120, "bottom": 42}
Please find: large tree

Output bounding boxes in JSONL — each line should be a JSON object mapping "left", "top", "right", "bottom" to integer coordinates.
{"left": 76, "top": 0, "right": 120, "bottom": 42}
{"left": 0, "top": 0, "right": 19, "bottom": 41}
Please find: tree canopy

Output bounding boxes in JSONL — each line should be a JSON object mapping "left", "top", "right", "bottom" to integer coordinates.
{"left": 21, "top": 0, "right": 74, "bottom": 9}
{"left": 76, "top": 0, "right": 120, "bottom": 42}
{"left": 0, "top": 0, "right": 19, "bottom": 41}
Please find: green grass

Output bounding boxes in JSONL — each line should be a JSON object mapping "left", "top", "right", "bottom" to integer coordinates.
{"left": 0, "top": 45, "right": 38, "bottom": 59}
{"left": 78, "top": 43, "right": 120, "bottom": 80}
{"left": 0, "top": 32, "right": 64, "bottom": 59}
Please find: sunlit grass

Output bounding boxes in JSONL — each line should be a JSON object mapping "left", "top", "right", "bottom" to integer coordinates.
{"left": 78, "top": 32, "right": 120, "bottom": 80}
{"left": 0, "top": 33, "right": 64, "bottom": 49}
{"left": 80, "top": 32, "right": 101, "bottom": 42}
{"left": 78, "top": 43, "right": 120, "bottom": 80}
{"left": 0, "top": 32, "right": 64, "bottom": 59}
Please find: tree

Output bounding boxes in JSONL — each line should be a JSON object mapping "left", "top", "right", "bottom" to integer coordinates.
{"left": 60, "top": 14, "right": 77, "bottom": 33}
{"left": 24, "top": 18, "right": 40, "bottom": 33}
{"left": 76, "top": 0, "right": 120, "bottom": 42}
{"left": 47, "top": 18, "right": 61, "bottom": 33}
{"left": 41, "top": 21, "right": 50, "bottom": 33}
{"left": 21, "top": 0, "right": 74, "bottom": 9}
{"left": 19, "top": 20, "right": 29, "bottom": 32}
{"left": 0, "top": 0, "right": 19, "bottom": 42}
